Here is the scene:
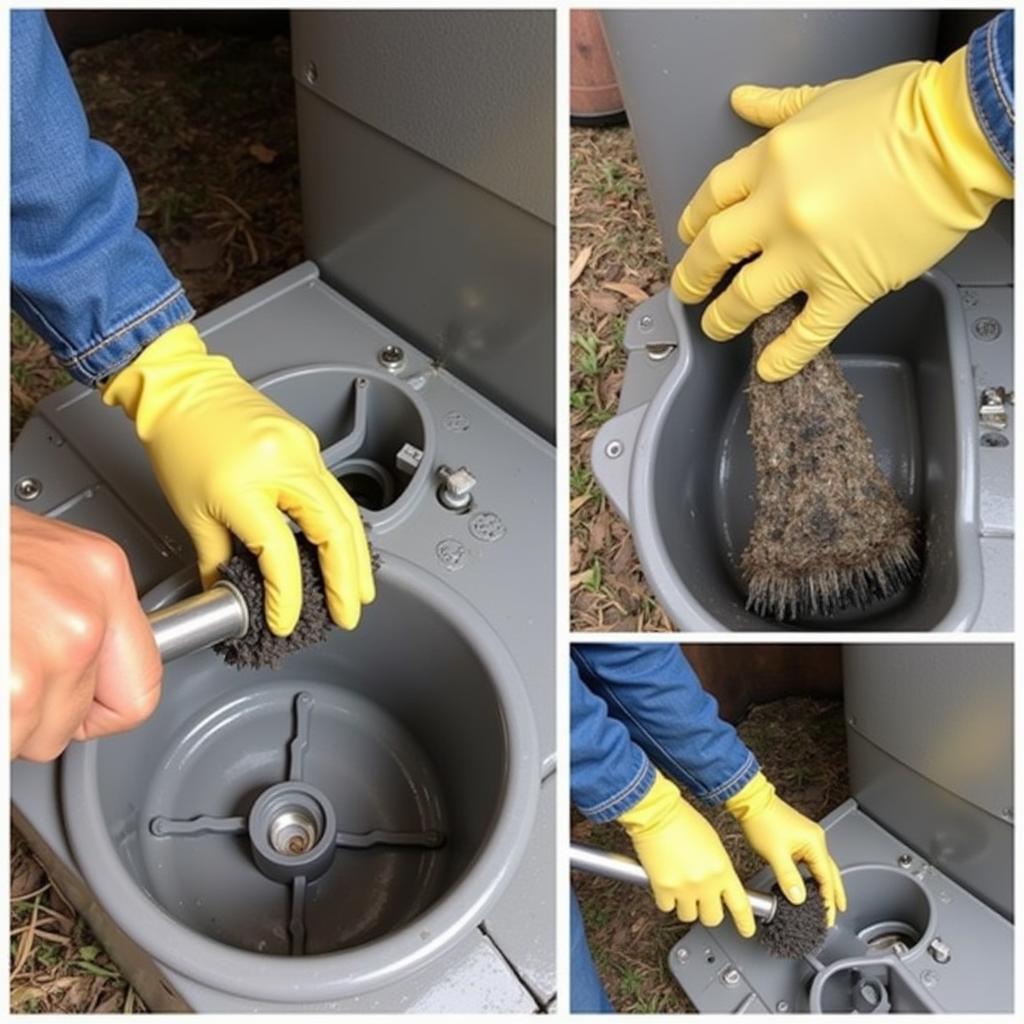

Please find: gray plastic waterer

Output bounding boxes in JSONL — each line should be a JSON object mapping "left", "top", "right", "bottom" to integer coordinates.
{"left": 11, "top": 263, "right": 555, "bottom": 1012}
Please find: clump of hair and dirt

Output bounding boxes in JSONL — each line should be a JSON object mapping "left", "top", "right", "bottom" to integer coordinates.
{"left": 742, "top": 299, "right": 921, "bottom": 622}
{"left": 215, "top": 535, "right": 380, "bottom": 670}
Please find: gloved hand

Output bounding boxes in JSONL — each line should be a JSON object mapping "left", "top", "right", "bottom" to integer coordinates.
{"left": 726, "top": 771, "right": 847, "bottom": 927}
{"left": 672, "top": 47, "right": 1013, "bottom": 381}
{"left": 618, "top": 770, "right": 756, "bottom": 936}
{"left": 11, "top": 508, "right": 162, "bottom": 761}
{"left": 103, "top": 323, "right": 375, "bottom": 636}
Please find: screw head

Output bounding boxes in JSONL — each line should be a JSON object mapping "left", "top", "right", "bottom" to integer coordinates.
{"left": 304, "top": 60, "right": 319, "bottom": 85}
{"left": 972, "top": 316, "right": 1002, "bottom": 341}
{"left": 722, "top": 966, "right": 740, "bottom": 986}
{"left": 605, "top": 440, "right": 623, "bottom": 459}
{"left": 921, "top": 970, "right": 937, "bottom": 988}
{"left": 776, "top": 1001, "right": 790, "bottom": 1013}
{"left": 675, "top": 948, "right": 689, "bottom": 964}
{"left": 14, "top": 477, "right": 41, "bottom": 501}
{"left": 639, "top": 314, "right": 654, "bottom": 331}
{"left": 378, "top": 344, "right": 406, "bottom": 372}
{"left": 898, "top": 854, "right": 913, "bottom": 869}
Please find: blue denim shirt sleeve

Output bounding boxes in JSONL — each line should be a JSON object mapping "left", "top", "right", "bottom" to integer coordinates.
{"left": 10, "top": 10, "right": 194, "bottom": 387}
{"left": 571, "top": 658, "right": 657, "bottom": 822}
{"left": 967, "top": 10, "right": 1014, "bottom": 173}
{"left": 571, "top": 644, "right": 759, "bottom": 821}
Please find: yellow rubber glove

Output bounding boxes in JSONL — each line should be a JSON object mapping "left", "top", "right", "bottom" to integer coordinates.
{"left": 103, "top": 323, "right": 375, "bottom": 636}
{"left": 618, "top": 770, "right": 756, "bottom": 937}
{"left": 673, "top": 47, "right": 1013, "bottom": 381}
{"left": 726, "top": 772, "right": 847, "bottom": 927}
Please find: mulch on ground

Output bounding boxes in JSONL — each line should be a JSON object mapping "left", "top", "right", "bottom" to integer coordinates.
{"left": 10, "top": 25, "right": 303, "bottom": 1013}
{"left": 569, "top": 125, "right": 672, "bottom": 631}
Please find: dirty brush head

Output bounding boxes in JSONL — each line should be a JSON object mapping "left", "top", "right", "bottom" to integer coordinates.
{"left": 214, "top": 534, "right": 380, "bottom": 671}
{"left": 742, "top": 299, "right": 921, "bottom": 622}
{"left": 758, "top": 880, "right": 828, "bottom": 959}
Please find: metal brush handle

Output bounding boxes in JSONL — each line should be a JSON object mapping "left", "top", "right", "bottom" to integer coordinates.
{"left": 147, "top": 581, "right": 249, "bottom": 663}
{"left": 570, "top": 842, "right": 777, "bottom": 922}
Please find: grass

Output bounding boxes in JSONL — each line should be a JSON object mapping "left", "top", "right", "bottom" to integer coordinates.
{"left": 10, "top": 24, "right": 304, "bottom": 1012}
{"left": 569, "top": 125, "right": 672, "bottom": 631}
{"left": 571, "top": 694, "right": 849, "bottom": 1013}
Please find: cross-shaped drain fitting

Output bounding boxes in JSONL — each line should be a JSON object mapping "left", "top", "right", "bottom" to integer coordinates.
{"left": 149, "top": 691, "right": 444, "bottom": 954}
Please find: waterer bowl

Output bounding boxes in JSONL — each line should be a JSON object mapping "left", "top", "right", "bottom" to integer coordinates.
{"left": 592, "top": 272, "right": 983, "bottom": 630}
{"left": 61, "top": 553, "right": 538, "bottom": 1003}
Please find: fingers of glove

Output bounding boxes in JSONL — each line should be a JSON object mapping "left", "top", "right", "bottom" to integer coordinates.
{"left": 755, "top": 294, "right": 857, "bottom": 381}
{"left": 678, "top": 140, "right": 762, "bottom": 244}
{"left": 730, "top": 82, "right": 824, "bottom": 128}
{"left": 675, "top": 894, "right": 698, "bottom": 924}
{"left": 322, "top": 471, "right": 376, "bottom": 606}
{"left": 701, "top": 255, "right": 798, "bottom": 341}
{"left": 225, "top": 500, "right": 303, "bottom": 637}
{"left": 723, "top": 880, "right": 757, "bottom": 939}
{"left": 768, "top": 854, "right": 807, "bottom": 905}
{"left": 698, "top": 893, "right": 726, "bottom": 929}
{"left": 832, "top": 858, "right": 848, "bottom": 914}
{"left": 673, "top": 202, "right": 762, "bottom": 304}
{"left": 281, "top": 480, "right": 363, "bottom": 631}
{"left": 799, "top": 840, "right": 842, "bottom": 925}
{"left": 651, "top": 885, "right": 678, "bottom": 915}
{"left": 190, "top": 517, "right": 235, "bottom": 590}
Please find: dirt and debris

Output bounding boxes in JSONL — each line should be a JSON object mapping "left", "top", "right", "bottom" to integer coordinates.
{"left": 10, "top": 25, "right": 303, "bottom": 1012}
{"left": 570, "top": 125, "right": 671, "bottom": 631}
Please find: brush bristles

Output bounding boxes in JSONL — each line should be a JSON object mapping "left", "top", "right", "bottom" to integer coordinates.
{"left": 758, "top": 882, "right": 828, "bottom": 959}
{"left": 746, "top": 535, "right": 920, "bottom": 622}
{"left": 742, "top": 299, "right": 922, "bottom": 622}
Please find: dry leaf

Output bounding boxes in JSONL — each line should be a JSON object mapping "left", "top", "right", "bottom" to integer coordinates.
{"left": 248, "top": 141, "right": 278, "bottom": 164}
{"left": 569, "top": 245, "right": 593, "bottom": 286}
{"left": 602, "top": 280, "right": 649, "bottom": 303}
{"left": 587, "top": 291, "right": 620, "bottom": 315}
{"left": 570, "top": 493, "right": 591, "bottom": 514}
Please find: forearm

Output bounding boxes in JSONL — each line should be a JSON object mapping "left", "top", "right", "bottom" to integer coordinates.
{"left": 10, "top": 10, "right": 193, "bottom": 386}
{"left": 573, "top": 643, "right": 759, "bottom": 804}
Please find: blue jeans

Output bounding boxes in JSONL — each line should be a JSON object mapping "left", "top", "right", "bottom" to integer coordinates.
{"left": 967, "top": 10, "right": 1014, "bottom": 173}
{"left": 571, "top": 644, "right": 759, "bottom": 821}
{"left": 11, "top": 10, "right": 193, "bottom": 386}
{"left": 571, "top": 889, "right": 613, "bottom": 1013}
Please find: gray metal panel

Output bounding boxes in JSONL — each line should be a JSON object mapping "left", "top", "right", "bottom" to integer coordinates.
{"left": 290, "top": 10, "right": 554, "bottom": 224}
{"left": 672, "top": 799, "right": 1014, "bottom": 1013}
{"left": 601, "top": 9, "right": 939, "bottom": 267}
{"left": 483, "top": 771, "right": 556, "bottom": 1004}
{"left": 296, "top": 88, "right": 554, "bottom": 443}
{"left": 842, "top": 644, "right": 1013, "bottom": 821}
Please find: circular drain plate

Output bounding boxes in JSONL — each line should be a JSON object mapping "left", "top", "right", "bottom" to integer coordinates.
{"left": 139, "top": 681, "right": 446, "bottom": 956}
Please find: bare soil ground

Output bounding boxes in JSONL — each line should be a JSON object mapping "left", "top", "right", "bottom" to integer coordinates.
{"left": 10, "top": 26, "right": 303, "bottom": 1012}
{"left": 571, "top": 696, "right": 850, "bottom": 1013}
{"left": 569, "top": 125, "right": 672, "bottom": 631}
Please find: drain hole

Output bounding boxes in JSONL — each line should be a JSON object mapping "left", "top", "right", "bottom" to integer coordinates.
{"left": 859, "top": 921, "right": 920, "bottom": 954}
{"left": 269, "top": 808, "right": 320, "bottom": 856}
{"left": 335, "top": 458, "right": 395, "bottom": 511}
{"left": 981, "top": 431, "right": 1009, "bottom": 448}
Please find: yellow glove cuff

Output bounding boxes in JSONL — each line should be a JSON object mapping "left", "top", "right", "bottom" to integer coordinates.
{"left": 724, "top": 771, "right": 775, "bottom": 821}
{"left": 616, "top": 770, "right": 683, "bottom": 838}
{"left": 927, "top": 46, "right": 1014, "bottom": 209}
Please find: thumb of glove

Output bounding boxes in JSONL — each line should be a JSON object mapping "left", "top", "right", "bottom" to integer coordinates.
{"left": 730, "top": 82, "right": 825, "bottom": 128}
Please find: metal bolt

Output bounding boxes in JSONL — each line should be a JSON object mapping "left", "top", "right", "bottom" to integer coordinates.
{"left": 304, "top": 60, "right": 319, "bottom": 85}
{"left": 898, "top": 854, "right": 913, "bottom": 869}
{"left": 721, "top": 966, "right": 740, "bottom": 987}
{"left": 675, "top": 948, "right": 689, "bottom": 964}
{"left": 269, "top": 809, "right": 319, "bottom": 856}
{"left": 378, "top": 344, "right": 406, "bottom": 372}
{"left": 928, "top": 938, "right": 952, "bottom": 964}
{"left": 605, "top": 440, "right": 624, "bottom": 459}
{"left": 1002, "top": 807, "right": 1014, "bottom": 821}
{"left": 776, "top": 1001, "right": 790, "bottom": 1013}
{"left": 639, "top": 314, "right": 654, "bottom": 331}
{"left": 437, "top": 465, "right": 476, "bottom": 511}
{"left": 14, "top": 477, "right": 41, "bottom": 501}
{"left": 972, "top": 316, "right": 1002, "bottom": 341}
